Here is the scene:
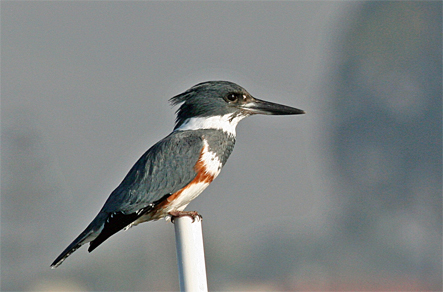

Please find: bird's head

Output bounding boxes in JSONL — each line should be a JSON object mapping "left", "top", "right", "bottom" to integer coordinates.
{"left": 170, "top": 81, "right": 305, "bottom": 132}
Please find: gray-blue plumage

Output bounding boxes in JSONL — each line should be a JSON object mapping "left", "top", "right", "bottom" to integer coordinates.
{"left": 51, "top": 80, "right": 304, "bottom": 268}
{"left": 171, "top": 81, "right": 250, "bottom": 128}
{"left": 102, "top": 129, "right": 235, "bottom": 215}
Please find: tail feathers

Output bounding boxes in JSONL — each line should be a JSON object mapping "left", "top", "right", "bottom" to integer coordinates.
{"left": 51, "top": 207, "right": 157, "bottom": 268}
{"left": 87, "top": 210, "right": 142, "bottom": 253}
{"left": 50, "top": 241, "right": 83, "bottom": 269}
{"left": 51, "top": 220, "right": 103, "bottom": 269}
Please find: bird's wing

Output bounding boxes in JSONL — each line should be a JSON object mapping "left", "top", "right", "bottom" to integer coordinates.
{"left": 101, "top": 130, "right": 204, "bottom": 215}
{"left": 51, "top": 131, "right": 205, "bottom": 268}
{"left": 85, "top": 131, "right": 205, "bottom": 252}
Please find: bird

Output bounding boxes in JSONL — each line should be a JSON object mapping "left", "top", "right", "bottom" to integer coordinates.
{"left": 51, "top": 80, "right": 305, "bottom": 268}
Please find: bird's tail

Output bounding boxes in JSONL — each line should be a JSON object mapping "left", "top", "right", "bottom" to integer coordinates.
{"left": 50, "top": 214, "right": 105, "bottom": 269}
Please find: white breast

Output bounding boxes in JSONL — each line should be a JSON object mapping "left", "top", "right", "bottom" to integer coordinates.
{"left": 163, "top": 139, "right": 223, "bottom": 213}
{"left": 165, "top": 181, "right": 211, "bottom": 212}
{"left": 199, "top": 139, "right": 223, "bottom": 177}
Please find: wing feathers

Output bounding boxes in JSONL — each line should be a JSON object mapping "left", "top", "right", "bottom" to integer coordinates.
{"left": 88, "top": 193, "right": 171, "bottom": 252}
{"left": 52, "top": 131, "right": 206, "bottom": 267}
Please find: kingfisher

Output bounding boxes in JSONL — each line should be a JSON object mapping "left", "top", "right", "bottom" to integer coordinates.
{"left": 51, "top": 81, "right": 305, "bottom": 268}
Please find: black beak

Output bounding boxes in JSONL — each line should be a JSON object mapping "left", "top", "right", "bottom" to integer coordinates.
{"left": 242, "top": 97, "right": 305, "bottom": 115}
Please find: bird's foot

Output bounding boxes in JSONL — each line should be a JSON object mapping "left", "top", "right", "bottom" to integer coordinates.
{"left": 168, "top": 211, "right": 202, "bottom": 223}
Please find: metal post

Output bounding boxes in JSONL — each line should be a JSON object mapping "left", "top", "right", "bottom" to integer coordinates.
{"left": 173, "top": 216, "right": 208, "bottom": 292}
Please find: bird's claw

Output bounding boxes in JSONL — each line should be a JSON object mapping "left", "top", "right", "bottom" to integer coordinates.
{"left": 168, "top": 211, "right": 202, "bottom": 223}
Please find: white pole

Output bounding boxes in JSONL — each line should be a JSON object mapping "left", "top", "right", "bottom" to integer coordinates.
{"left": 173, "top": 216, "right": 208, "bottom": 292}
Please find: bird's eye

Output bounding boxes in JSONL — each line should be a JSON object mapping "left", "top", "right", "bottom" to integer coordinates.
{"left": 225, "top": 93, "right": 239, "bottom": 103}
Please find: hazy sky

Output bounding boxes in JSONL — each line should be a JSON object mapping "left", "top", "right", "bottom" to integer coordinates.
{"left": 4, "top": 2, "right": 440, "bottom": 291}
{"left": 3, "top": 1, "right": 345, "bottom": 229}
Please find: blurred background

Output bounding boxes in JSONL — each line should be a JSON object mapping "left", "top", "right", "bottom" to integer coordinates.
{"left": 2, "top": 1, "right": 441, "bottom": 291}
